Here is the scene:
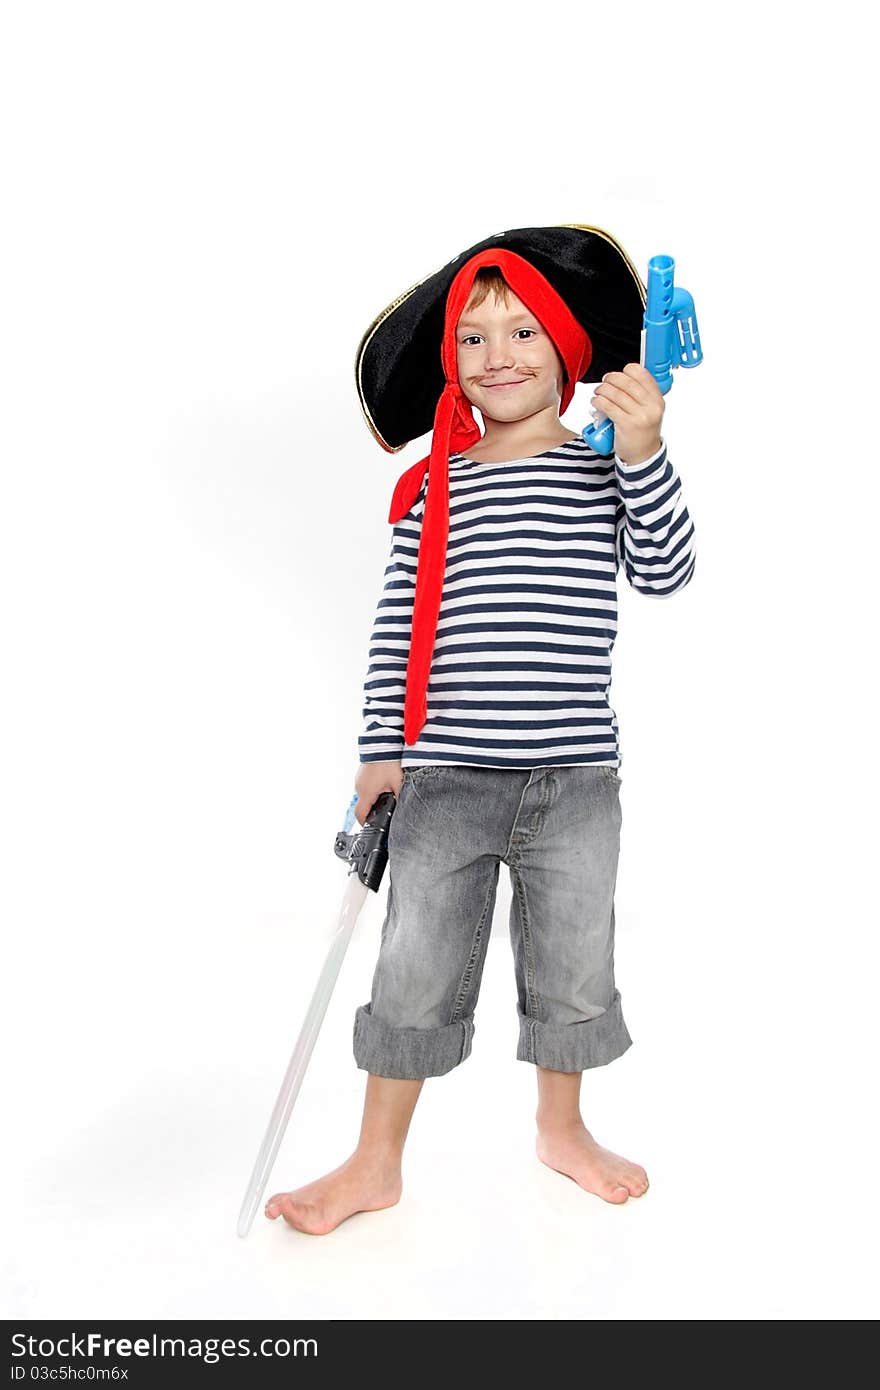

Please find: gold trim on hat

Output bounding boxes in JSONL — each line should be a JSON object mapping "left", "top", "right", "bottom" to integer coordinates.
{"left": 561, "top": 222, "right": 647, "bottom": 309}
{"left": 355, "top": 223, "right": 647, "bottom": 454}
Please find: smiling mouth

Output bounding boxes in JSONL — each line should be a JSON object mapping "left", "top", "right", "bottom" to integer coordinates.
{"left": 483, "top": 380, "right": 527, "bottom": 389}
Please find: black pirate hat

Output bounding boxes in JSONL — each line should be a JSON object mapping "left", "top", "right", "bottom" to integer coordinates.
{"left": 355, "top": 222, "right": 646, "bottom": 453}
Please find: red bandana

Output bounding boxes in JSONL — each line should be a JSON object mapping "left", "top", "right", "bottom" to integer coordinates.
{"left": 387, "top": 247, "right": 593, "bottom": 746}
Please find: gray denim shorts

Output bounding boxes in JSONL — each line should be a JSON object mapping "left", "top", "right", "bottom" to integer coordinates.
{"left": 353, "top": 764, "right": 632, "bottom": 1079}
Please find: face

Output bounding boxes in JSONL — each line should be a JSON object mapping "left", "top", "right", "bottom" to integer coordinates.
{"left": 455, "top": 288, "right": 566, "bottom": 422}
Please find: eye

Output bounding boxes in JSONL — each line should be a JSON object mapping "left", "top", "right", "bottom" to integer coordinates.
{"left": 460, "top": 328, "right": 537, "bottom": 346}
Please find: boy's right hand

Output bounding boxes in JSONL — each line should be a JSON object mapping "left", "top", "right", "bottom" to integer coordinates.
{"left": 354, "top": 759, "right": 404, "bottom": 826}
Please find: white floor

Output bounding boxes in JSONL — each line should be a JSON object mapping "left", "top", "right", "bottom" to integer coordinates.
{"left": 5, "top": 852, "right": 876, "bottom": 1322}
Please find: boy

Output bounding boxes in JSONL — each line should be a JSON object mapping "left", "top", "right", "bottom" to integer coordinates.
{"left": 266, "top": 227, "right": 695, "bottom": 1235}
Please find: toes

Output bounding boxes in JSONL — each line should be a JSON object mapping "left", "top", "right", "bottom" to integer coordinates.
{"left": 278, "top": 1196, "right": 306, "bottom": 1225}
{"left": 607, "top": 1184, "right": 629, "bottom": 1203}
{"left": 619, "top": 1173, "right": 649, "bottom": 1196}
{"left": 278, "top": 1197, "right": 327, "bottom": 1232}
{"left": 264, "top": 1192, "right": 290, "bottom": 1219}
{"left": 264, "top": 1193, "right": 312, "bottom": 1226}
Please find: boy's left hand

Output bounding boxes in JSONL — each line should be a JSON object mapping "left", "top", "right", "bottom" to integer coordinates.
{"left": 591, "top": 363, "right": 665, "bottom": 465}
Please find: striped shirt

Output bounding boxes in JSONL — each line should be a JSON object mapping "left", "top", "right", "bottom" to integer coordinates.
{"left": 358, "top": 434, "right": 695, "bottom": 770}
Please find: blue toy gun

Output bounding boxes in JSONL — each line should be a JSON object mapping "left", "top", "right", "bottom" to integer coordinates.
{"left": 582, "top": 254, "right": 702, "bottom": 456}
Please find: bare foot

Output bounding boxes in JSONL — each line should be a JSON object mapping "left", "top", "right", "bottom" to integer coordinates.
{"left": 264, "top": 1153, "right": 403, "bottom": 1235}
{"left": 536, "top": 1123, "right": 649, "bottom": 1204}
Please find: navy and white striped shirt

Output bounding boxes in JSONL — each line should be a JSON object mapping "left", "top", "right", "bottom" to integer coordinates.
{"left": 358, "top": 434, "right": 695, "bottom": 770}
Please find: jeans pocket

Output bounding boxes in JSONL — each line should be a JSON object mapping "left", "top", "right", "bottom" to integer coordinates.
{"left": 600, "top": 765, "right": 621, "bottom": 784}
{"left": 403, "top": 764, "right": 443, "bottom": 783}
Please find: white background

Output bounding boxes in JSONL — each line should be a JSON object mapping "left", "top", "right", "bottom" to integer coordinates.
{"left": 2, "top": 0, "right": 877, "bottom": 1322}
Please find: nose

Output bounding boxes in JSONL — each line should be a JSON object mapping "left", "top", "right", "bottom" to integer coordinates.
{"left": 484, "top": 337, "right": 516, "bottom": 369}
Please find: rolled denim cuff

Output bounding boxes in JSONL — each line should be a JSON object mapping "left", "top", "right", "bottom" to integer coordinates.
{"left": 353, "top": 1002, "right": 474, "bottom": 1079}
{"left": 516, "top": 988, "right": 633, "bottom": 1072}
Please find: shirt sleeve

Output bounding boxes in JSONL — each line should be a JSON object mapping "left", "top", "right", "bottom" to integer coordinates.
{"left": 357, "top": 485, "right": 424, "bottom": 763}
{"left": 614, "top": 437, "right": 696, "bottom": 596}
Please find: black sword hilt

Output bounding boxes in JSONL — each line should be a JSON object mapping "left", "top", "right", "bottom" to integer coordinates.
{"left": 333, "top": 790, "right": 396, "bottom": 891}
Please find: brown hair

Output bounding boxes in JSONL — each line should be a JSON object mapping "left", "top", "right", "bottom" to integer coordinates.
{"left": 463, "top": 266, "right": 513, "bottom": 311}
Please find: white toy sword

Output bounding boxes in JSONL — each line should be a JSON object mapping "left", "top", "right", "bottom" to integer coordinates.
{"left": 236, "top": 789, "right": 396, "bottom": 1238}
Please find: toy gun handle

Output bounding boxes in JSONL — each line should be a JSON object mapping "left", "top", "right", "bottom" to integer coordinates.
{"left": 582, "top": 254, "right": 702, "bottom": 457}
